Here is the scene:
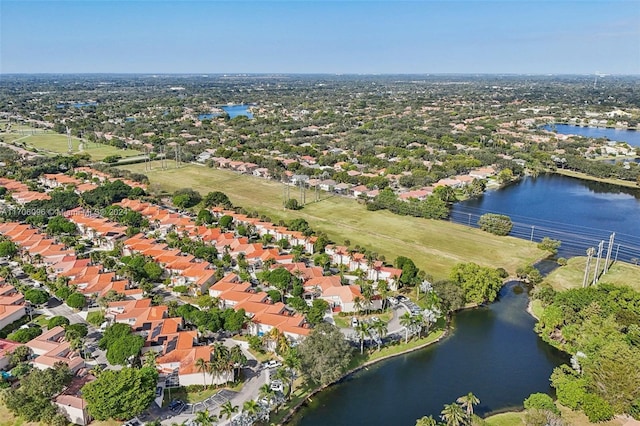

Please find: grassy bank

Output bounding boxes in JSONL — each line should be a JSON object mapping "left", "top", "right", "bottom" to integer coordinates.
{"left": 554, "top": 169, "right": 640, "bottom": 189}
{"left": 483, "top": 406, "right": 625, "bottom": 426}
{"left": 121, "top": 161, "right": 544, "bottom": 280}
{"left": 544, "top": 257, "right": 640, "bottom": 292}
{"left": 4, "top": 132, "right": 141, "bottom": 160}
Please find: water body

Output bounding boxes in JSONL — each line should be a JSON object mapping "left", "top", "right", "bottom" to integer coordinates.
{"left": 198, "top": 113, "right": 221, "bottom": 120}
{"left": 543, "top": 124, "right": 640, "bottom": 147}
{"left": 221, "top": 104, "right": 254, "bottom": 119}
{"left": 56, "top": 102, "right": 98, "bottom": 108}
{"left": 451, "top": 174, "right": 640, "bottom": 261}
{"left": 295, "top": 282, "right": 568, "bottom": 426}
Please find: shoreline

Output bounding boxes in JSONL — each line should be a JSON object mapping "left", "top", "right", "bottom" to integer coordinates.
{"left": 552, "top": 169, "right": 640, "bottom": 189}
{"left": 277, "top": 328, "right": 449, "bottom": 425}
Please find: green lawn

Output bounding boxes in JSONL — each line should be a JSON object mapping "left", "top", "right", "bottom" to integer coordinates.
{"left": 121, "top": 162, "right": 544, "bottom": 280}
{"left": 545, "top": 257, "right": 640, "bottom": 292}
{"left": 6, "top": 133, "right": 141, "bottom": 160}
{"left": 555, "top": 169, "right": 640, "bottom": 189}
{"left": 484, "top": 411, "right": 525, "bottom": 426}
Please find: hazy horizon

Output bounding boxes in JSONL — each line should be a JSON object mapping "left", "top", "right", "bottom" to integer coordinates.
{"left": 2, "top": 1, "right": 639, "bottom": 75}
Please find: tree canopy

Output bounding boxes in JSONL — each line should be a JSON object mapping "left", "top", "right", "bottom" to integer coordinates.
{"left": 298, "top": 323, "right": 353, "bottom": 385}
{"left": 82, "top": 366, "right": 158, "bottom": 420}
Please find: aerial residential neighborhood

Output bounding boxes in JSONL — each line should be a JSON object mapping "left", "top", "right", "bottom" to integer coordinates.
{"left": 1, "top": 2, "right": 640, "bottom": 423}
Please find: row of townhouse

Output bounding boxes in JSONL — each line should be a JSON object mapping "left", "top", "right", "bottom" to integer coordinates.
{"left": 208, "top": 157, "right": 271, "bottom": 179}
{"left": 209, "top": 207, "right": 317, "bottom": 254}
{"left": 25, "top": 326, "right": 93, "bottom": 425}
{"left": 123, "top": 233, "right": 216, "bottom": 293}
{"left": 64, "top": 208, "right": 127, "bottom": 250}
{"left": 38, "top": 173, "right": 98, "bottom": 193}
{"left": 73, "top": 167, "right": 147, "bottom": 190}
{"left": 0, "top": 278, "right": 27, "bottom": 330}
{"left": 105, "top": 298, "right": 233, "bottom": 387}
{"left": 324, "top": 245, "right": 402, "bottom": 291}
{"left": 0, "top": 177, "right": 51, "bottom": 204}
{"left": 116, "top": 198, "right": 300, "bottom": 262}
{"left": 208, "top": 273, "right": 310, "bottom": 341}
{"left": 0, "top": 222, "right": 141, "bottom": 300}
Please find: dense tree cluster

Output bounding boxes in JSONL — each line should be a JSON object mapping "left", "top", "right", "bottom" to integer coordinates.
{"left": 366, "top": 189, "right": 449, "bottom": 219}
{"left": 82, "top": 366, "right": 158, "bottom": 420}
{"left": 4, "top": 362, "right": 72, "bottom": 424}
{"left": 298, "top": 323, "right": 353, "bottom": 385}
{"left": 535, "top": 284, "right": 640, "bottom": 420}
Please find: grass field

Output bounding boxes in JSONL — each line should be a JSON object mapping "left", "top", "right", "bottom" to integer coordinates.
{"left": 2, "top": 132, "right": 141, "bottom": 160}
{"left": 555, "top": 169, "right": 640, "bottom": 189}
{"left": 121, "top": 161, "right": 544, "bottom": 279}
{"left": 545, "top": 257, "right": 640, "bottom": 291}
{"left": 484, "top": 411, "right": 526, "bottom": 426}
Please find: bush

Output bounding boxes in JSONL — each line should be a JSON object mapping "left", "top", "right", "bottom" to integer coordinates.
{"left": 66, "top": 292, "right": 86, "bottom": 309}
{"left": 173, "top": 285, "right": 188, "bottom": 294}
{"left": 582, "top": 393, "right": 614, "bottom": 423}
{"left": 524, "top": 393, "right": 559, "bottom": 415}
{"left": 247, "top": 335, "right": 263, "bottom": 353}
{"left": 48, "top": 316, "right": 70, "bottom": 329}
{"left": 87, "top": 311, "right": 105, "bottom": 327}
{"left": 8, "top": 327, "right": 42, "bottom": 343}
{"left": 478, "top": 213, "right": 513, "bottom": 236}
{"left": 557, "top": 257, "right": 568, "bottom": 266}
{"left": 24, "top": 289, "right": 49, "bottom": 305}
{"left": 55, "top": 286, "right": 73, "bottom": 300}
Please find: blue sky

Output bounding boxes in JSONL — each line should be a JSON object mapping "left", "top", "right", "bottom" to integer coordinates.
{"left": 1, "top": 1, "right": 639, "bottom": 74}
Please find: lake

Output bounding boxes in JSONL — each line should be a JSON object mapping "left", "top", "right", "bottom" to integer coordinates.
{"left": 221, "top": 104, "right": 254, "bottom": 119}
{"left": 451, "top": 174, "right": 640, "bottom": 262}
{"left": 543, "top": 124, "right": 640, "bottom": 147}
{"left": 294, "top": 282, "right": 568, "bottom": 425}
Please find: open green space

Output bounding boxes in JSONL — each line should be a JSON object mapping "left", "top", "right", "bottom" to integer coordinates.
{"left": 544, "top": 257, "right": 640, "bottom": 292}
{"left": 3, "top": 132, "right": 141, "bottom": 160}
{"left": 121, "top": 161, "right": 544, "bottom": 280}
{"left": 555, "top": 169, "right": 640, "bottom": 189}
{"left": 484, "top": 411, "right": 526, "bottom": 426}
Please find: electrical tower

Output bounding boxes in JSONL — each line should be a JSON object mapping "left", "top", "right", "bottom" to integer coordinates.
{"left": 583, "top": 247, "right": 595, "bottom": 288}
{"left": 592, "top": 240, "right": 604, "bottom": 286}
{"left": 603, "top": 232, "right": 615, "bottom": 274}
{"left": 66, "top": 127, "right": 73, "bottom": 153}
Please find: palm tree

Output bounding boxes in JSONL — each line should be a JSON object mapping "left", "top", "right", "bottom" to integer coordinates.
{"left": 353, "top": 296, "right": 364, "bottom": 316}
{"left": 194, "top": 409, "right": 217, "bottom": 426}
{"left": 195, "top": 357, "right": 209, "bottom": 389}
{"left": 282, "top": 348, "right": 301, "bottom": 399}
{"left": 361, "top": 283, "right": 374, "bottom": 315}
{"left": 440, "top": 403, "right": 466, "bottom": 426}
{"left": 457, "top": 392, "right": 480, "bottom": 418}
{"left": 400, "top": 312, "right": 414, "bottom": 344}
{"left": 242, "top": 399, "right": 260, "bottom": 416}
{"left": 228, "top": 345, "right": 247, "bottom": 381}
{"left": 219, "top": 401, "right": 238, "bottom": 420}
{"left": 377, "top": 281, "right": 390, "bottom": 311}
{"left": 370, "top": 320, "right": 388, "bottom": 351}
{"left": 415, "top": 416, "right": 437, "bottom": 426}
{"left": 259, "top": 383, "right": 275, "bottom": 400}
{"left": 354, "top": 322, "right": 371, "bottom": 355}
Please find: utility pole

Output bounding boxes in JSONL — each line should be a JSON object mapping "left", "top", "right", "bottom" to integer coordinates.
{"left": 468, "top": 213, "right": 471, "bottom": 227}
{"left": 592, "top": 240, "right": 604, "bottom": 286}
{"left": 530, "top": 226, "right": 535, "bottom": 242}
{"left": 614, "top": 244, "right": 620, "bottom": 263}
{"left": 603, "top": 232, "right": 615, "bottom": 274}
{"left": 583, "top": 247, "right": 595, "bottom": 288}
{"left": 66, "top": 126, "right": 73, "bottom": 154}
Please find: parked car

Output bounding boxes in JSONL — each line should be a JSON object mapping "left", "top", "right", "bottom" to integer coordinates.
{"left": 387, "top": 297, "right": 398, "bottom": 306}
{"left": 351, "top": 317, "right": 359, "bottom": 328}
{"left": 264, "top": 360, "right": 282, "bottom": 369}
{"left": 396, "top": 295, "right": 408, "bottom": 302}
{"left": 270, "top": 379, "right": 284, "bottom": 392}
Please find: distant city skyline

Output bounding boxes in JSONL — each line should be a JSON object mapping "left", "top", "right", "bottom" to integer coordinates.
{"left": 1, "top": 1, "right": 639, "bottom": 75}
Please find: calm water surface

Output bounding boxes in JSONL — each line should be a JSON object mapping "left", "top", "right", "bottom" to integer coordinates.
{"left": 294, "top": 282, "right": 568, "bottom": 426}
{"left": 543, "top": 124, "right": 640, "bottom": 147}
{"left": 451, "top": 175, "right": 640, "bottom": 261}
